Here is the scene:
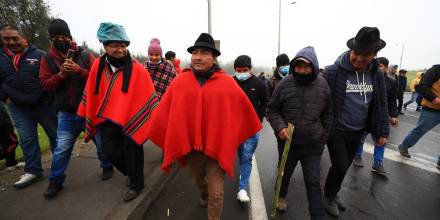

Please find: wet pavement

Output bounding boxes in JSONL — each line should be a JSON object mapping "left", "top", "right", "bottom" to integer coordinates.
{"left": 145, "top": 92, "right": 440, "bottom": 220}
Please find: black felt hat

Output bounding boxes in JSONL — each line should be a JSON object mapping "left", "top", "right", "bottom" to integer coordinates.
{"left": 187, "top": 33, "right": 221, "bottom": 57}
{"left": 347, "top": 27, "right": 386, "bottom": 53}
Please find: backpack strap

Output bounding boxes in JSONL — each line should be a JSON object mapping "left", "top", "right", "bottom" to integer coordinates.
{"left": 44, "top": 54, "right": 60, "bottom": 75}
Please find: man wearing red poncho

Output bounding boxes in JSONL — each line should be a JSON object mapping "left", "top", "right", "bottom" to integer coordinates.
{"left": 77, "top": 22, "right": 159, "bottom": 202}
{"left": 148, "top": 33, "right": 262, "bottom": 220}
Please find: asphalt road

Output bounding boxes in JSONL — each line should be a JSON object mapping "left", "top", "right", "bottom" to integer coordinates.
{"left": 145, "top": 92, "right": 440, "bottom": 220}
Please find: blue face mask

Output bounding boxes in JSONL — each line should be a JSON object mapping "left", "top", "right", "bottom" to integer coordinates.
{"left": 279, "top": 65, "right": 290, "bottom": 75}
{"left": 235, "top": 72, "right": 251, "bottom": 81}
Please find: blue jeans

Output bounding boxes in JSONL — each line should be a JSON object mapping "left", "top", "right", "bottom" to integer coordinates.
{"left": 7, "top": 102, "right": 57, "bottom": 176}
{"left": 237, "top": 133, "right": 259, "bottom": 191}
{"left": 49, "top": 111, "right": 112, "bottom": 184}
{"left": 400, "top": 108, "right": 440, "bottom": 150}
{"left": 404, "top": 92, "right": 421, "bottom": 109}
{"left": 355, "top": 131, "right": 385, "bottom": 165}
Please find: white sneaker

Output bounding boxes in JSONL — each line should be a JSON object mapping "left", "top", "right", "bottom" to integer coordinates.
{"left": 5, "top": 162, "right": 25, "bottom": 171}
{"left": 14, "top": 173, "right": 42, "bottom": 189}
{"left": 237, "top": 189, "right": 250, "bottom": 202}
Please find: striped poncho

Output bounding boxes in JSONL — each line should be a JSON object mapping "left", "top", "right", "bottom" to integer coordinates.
{"left": 77, "top": 57, "right": 158, "bottom": 145}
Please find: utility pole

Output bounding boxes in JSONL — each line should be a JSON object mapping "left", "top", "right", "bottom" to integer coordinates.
{"left": 399, "top": 42, "right": 405, "bottom": 69}
{"left": 208, "top": 0, "right": 212, "bottom": 35}
{"left": 277, "top": 1, "right": 296, "bottom": 55}
{"left": 277, "top": 0, "right": 281, "bottom": 55}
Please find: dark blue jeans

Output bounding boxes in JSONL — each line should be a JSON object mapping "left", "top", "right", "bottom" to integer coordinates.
{"left": 404, "top": 92, "right": 421, "bottom": 109}
{"left": 400, "top": 108, "right": 440, "bottom": 150}
{"left": 7, "top": 102, "right": 57, "bottom": 176}
{"left": 49, "top": 111, "right": 112, "bottom": 184}
{"left": 355, "top": 131, "right": 385, "bottom": 165}
{"left": 237, "top": 133, "right": 259, "bottom": 191}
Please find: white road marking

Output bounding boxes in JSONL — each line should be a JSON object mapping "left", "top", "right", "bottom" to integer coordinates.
{"left": 249, "top": 155, "right": 268, "bottom": 220}
{"left": 414, "top": 152, "right": 438, "bottom": 162}
{"left": 363, "top": 143, "right": 440, "bottom": 174}
{"left": 404, "top": 113, "right": 419, "bottom": 118}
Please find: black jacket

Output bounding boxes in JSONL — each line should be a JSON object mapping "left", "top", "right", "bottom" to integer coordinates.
{"left": 324, "top": 51, "right": 390, "bottom": 140}
{"left": 398, "top": 75, "right": 407, "bottom": 94}
{"left": 267, "top": 47, "right": 333, "bottom": 146}
{"left": 234, "top": 74, "right": 267, "bottom": 121}
{"left": 0, "top": 45, "right": 47, "bottom": 106}
{"left": 385, "top": 75, "right": 398, "bottom": 117}
{"left": 40, "top": 47, "right": 91, "bottom": 112}
{"left": 417, "top": 65, "right": 440, "bottom": 102}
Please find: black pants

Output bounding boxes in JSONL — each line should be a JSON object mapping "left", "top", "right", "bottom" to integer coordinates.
{"left": 100, "top": 121, "right": 144, "bottom": 191}
{"left": 0, "top": 105, "right": 18, "bottom": 167}
{"left": 324, "top": 129, "right": 363, "bottom": 199}
{"left": 397, "top": 92, "right": 404, "bottom": 113}
{"left": 277, "top": 138, "right": 324, "bottom": 217}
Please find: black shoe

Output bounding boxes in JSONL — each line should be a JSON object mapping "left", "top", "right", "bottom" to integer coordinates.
{"left": 416, "top": 108, "right": 421, "bottom": 111}
{"left": 43, "top": 182, "right": 63, "bottom": 199}
{"left": 372, "top": 163, "right": 388, "bottom": 175}
{"left": 101, "top": 167, "right": 114, "bottom": 181}
{"left": 399, "top": 147, "right": 411, "bottom": 158}
{"left": 334, "top": 195, "right": 347, "bottom": 210}
{"left": 199, "top": 192, "right": 208, "bottom": 207}
{"left": 399, "top": 112, "right": 405, "bottom": 115}
{"left": 123, "top": 189, "right": 140, "bottom": 202}
{"left": 403, "top": 105, "right": 407, "bottom": 110}
{"left": 324, "top": 197, "right": 339, "bottom": 217}
{"left": 126, "top": 177, "right": 130, "bottom": 187}
{"left": 352, "top": 156, "right": 364, "bottom": 167}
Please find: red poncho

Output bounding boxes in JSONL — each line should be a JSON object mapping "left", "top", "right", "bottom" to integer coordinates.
{"left": 147, "top": 68, "right": 262, "bottom": 177}
{"left": 77, "top": 58, "right": 158, "bottom": 145}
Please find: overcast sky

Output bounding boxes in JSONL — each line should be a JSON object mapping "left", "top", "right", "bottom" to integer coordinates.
{"left": 49, "top": 0, "right": 439, "bottom": 70}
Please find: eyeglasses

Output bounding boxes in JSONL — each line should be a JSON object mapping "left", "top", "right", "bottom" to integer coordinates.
{"left": 106, "top": 44, "right": 127, "bottom": 49}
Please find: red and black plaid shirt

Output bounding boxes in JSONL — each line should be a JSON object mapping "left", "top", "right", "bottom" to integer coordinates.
{"left": 145, "top": 60, "right": 177, "bottom": 100}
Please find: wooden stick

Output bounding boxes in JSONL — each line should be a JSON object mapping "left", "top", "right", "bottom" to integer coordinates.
{"left": 270, "top": 123, "right": 294, "bottom": 219}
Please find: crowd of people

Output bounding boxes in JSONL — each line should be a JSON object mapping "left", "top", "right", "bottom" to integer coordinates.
{"left": 0, "top": 19, "right": 439, "bottom": 220}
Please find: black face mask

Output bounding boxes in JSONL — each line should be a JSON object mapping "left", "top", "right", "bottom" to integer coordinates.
{"left": 106, "top": 53, "right": 130, "bottom": 68}
{"left": 53, "top": 40, "right": 71, "bottom": 53}
{"left": 293, "top": 72, "right": 316, "bottom": 86}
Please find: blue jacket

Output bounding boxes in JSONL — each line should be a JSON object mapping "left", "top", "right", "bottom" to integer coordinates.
{"left": 0, "top": 45, "right": 47, "bottom": 106}
{"left": 324, "top": 51, "right": 390, "bottom": 139}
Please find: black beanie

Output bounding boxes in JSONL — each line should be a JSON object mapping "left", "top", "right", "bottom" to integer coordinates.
{"left": 234, "top": 55, "right": 252, "bottom": 69}
{"left": 376, "top": 57, "right": 389, "bottom": 67}
{"left": 276, "top": 53, "right": 290, "bottom": 66}
{"left": 48, "top": 19, "right": 71, "bottom": 39}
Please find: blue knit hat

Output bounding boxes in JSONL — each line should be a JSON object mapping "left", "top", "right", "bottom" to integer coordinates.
{"left": 97, "top": 22, "right": 130, "bottom": 46}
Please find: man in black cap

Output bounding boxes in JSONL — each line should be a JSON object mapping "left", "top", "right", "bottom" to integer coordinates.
{"left": 0, "top": 24, "right": 57, "bottom": 189}
{"left": 147, "top": 33, "right": 262, "bottom": 220}
{"left": 232, "top": 55, "right": 267, "bottom": 203}
{"left": 397, "top": 69, "right": 408, "bottom": 114}
{"left": 322, "top": 27, "right": 390, "bottom": 217}
{"left": 39, "top": 18, "right": 113, "bottom": 199}
{"left": 268, "top": 53, "right": 290, "bottom": 97}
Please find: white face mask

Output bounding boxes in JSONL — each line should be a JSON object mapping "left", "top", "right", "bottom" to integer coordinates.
{"left": 235, "top": 72, "right": 251, "bottom": 81}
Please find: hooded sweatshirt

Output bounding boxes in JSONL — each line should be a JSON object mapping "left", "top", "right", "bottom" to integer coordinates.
{"left": 336, "top": 51, "right": 374, "bottom": 130}
{"left": 324, "top": 51, "right": 389, "bottom": 139}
